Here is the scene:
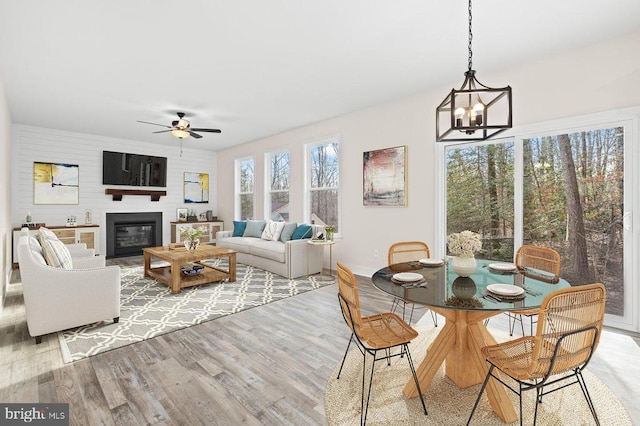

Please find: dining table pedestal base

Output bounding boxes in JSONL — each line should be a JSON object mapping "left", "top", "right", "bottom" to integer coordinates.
{"left": 403, "top": 308, "right": 518, "bottom": 424}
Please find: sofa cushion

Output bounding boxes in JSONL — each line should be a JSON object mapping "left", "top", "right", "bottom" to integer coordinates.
{"left": 249, "top": 240, "right": 286, "bottom": 263}
{"left": 41, "top": 238, "right": 73, "bottom": 269}
{"left": 261, "top": 220, "right": 286, "bottom": 241}
{"left": 291, "top": 224, "right": 313, "bottom": 240}
{"left": 232, "top": 221, "right": 247, "bottom": 237}
{"left": 244, "top": 220, "right": 267, "bottom": 238}
{"left": 279, "top": 222, "right": 297, "bottom": 242}
{"left": 217, "top": 236, "right": 259, "bottom": 253}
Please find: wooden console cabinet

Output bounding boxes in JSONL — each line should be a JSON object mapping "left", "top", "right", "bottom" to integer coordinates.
{"left": 13, "top": 224, "right": 100, "bottom": 267}
{"left": 170, "top": 221, "right": 223, "bottom": 245}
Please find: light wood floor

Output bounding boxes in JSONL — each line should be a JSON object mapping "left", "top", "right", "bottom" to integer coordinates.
{"left": 2, "top": 257, "right": 639, "bottom": 425}
{"left": 1, "top": 257, "right": 396, "bottom": 425}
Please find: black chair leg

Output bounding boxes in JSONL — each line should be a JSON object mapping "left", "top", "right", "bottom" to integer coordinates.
{"left": 35, "top": 335, "right": 42, "bottom": 344}
{"left": 576, "top": 370, "right": 601, "bottom": 426}
{"left": 405, "top": 344, "right": 428, "bottom": 415}
{"left": 467, "top": 365, "right": 494, "bottom": 425}
{"left": 337, "top": 335, "right": 353, "bottom": 379}
{"left": 430, "top": 310, "right": 438, "bottom": 327}
{"left": 362, "top": 354, "right": 377, "bottom": 426}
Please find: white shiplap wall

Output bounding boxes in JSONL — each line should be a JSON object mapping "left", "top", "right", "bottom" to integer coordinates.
{"left": 11, "top": 125, "right": 218, "bottom": 256}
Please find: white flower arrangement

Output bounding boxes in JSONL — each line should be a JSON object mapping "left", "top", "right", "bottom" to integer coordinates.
{"left": 447, "top": 230, "right": 482, "bottom": 256}
{"left": 180, "top": 226, "right": 207, "bottom": 241}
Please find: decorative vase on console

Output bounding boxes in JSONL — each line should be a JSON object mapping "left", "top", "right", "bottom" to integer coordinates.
{"left": 447, "top": 230, "right": 482, "bottom": 277}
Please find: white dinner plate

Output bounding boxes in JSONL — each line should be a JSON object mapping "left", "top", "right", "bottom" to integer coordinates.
{"left": 486, "top": 284, "right": 525, "bottom": 297}
{"left": 392, "top": 272, "right": 423, "bottom": 282}
{"left": 419, "top": 258, "right": 445, "bottom": 266}
{"left": 488, "top": 263, "right": 517, "bottom": 271}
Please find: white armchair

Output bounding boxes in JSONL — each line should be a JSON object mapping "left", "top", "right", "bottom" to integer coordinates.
{"left": 17, "top": 235, "right": 121, "bottom": 344}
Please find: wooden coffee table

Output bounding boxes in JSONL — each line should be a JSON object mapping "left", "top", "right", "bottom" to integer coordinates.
{"left": 143, "top": 245, "right": 237, "bottom": 294}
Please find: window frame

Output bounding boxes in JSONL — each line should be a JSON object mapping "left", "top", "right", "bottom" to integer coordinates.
{"left": 235, "top": 156, "right": 255, "bottom": 220}
{"left": 304, "top": 134, "right": 341, "bottom": 234}
{"left": 264, "top": 149, "right": 290, "bottom": 221}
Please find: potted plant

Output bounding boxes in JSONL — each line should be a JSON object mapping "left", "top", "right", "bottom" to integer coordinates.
{"left": 186, "top": 209, "right": 198, "bottom": 222}
{"left": 324, "top": 225, "right": 335, "bottom": 241}
{"left": 180, "top": 226, "right": 206, "bottom": 250}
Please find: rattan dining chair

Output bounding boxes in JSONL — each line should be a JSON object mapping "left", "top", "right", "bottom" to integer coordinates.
{"left": 507, "top": 245, "right": 561, "bottom": 336}
{"left": 336, "top": 262, "right": 427, "bottom": 425}
{"left": 388, "top": 241, "right": 438, "bottom": 326}
{"left": 467, "top": 283, "right": 606, "bottom": 426}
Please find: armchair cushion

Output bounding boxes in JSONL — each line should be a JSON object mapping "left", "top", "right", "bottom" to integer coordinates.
{"left": 38, "top": 227, "right": 58, "bottom": 243}
{"left": 40, "top": 238, "right": 73, "bottom": 269}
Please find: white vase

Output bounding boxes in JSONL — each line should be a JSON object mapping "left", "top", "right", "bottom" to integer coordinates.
{"left": 451, "top": 255, "right": 477, "bottom": 277}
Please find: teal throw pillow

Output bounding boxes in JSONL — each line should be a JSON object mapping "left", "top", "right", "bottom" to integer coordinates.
{"left": 291, "top": 224, "right": 313, "bottom": 240}
{"left": 232, "top": 221, "right": 247, "bottom": 237}
{"left": 243, "top": 220, "right": 267, "bottom": 238}
{"left": 279, "top": 222, "right": 298, "bottom": 242}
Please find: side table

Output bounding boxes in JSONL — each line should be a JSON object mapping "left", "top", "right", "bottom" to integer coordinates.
{"left": 307, "top": 239, "right": 335, "bottom": 281}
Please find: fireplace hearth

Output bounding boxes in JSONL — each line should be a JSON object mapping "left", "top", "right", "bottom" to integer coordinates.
{"left": 106, "top": 212, "right": 163, "bottom": 258}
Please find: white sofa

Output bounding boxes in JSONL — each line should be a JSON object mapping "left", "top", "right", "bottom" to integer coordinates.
{"left": 17, "top": 234, "right": 121, "bottom": 344}
{"left": 216, "top": 228, "right": 323, "bottom": 279}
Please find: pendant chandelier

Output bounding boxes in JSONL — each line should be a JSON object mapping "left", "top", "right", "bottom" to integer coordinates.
{"left": 436, "top": 0, "right": 512, "bottom": 142}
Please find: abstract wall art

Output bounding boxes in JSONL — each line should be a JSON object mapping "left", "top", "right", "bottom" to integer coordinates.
{"left": 33, "top": 162, "right": 79, "bottom": 204}
{"left": 184, "top": 172, "right": 209, "bottom": 203}
{"left": 363, "top": 145, "right": 407, "bottom": 207}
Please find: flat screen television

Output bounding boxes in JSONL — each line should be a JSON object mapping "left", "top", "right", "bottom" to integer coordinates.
{"left": 103, "top": 151, "right": 167, "bottom": 187}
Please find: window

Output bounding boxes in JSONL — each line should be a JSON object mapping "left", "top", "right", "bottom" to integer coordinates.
{"left": 306, "top": 136, "right": 340, "bottom": 232}
{"left": 441, "top": 108, "right": 638, "bottom": 331}
{"left": 266, "top": 150, "right": 290, "bottom": 221}
{"left": 446, "top": 141, "right": 515, "bottom": 261}
{"left": 235, "top": 157, "right": 255, "bottom": 220}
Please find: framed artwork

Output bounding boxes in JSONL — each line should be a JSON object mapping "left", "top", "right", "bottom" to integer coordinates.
{"left": 33, "top": 162, "right": 79, "bottom": 205}
{"left": 184, "top": 172, "right": 209, "bottom": 203}
{"left": 363, "top": 145, "right": 407, "bottom": 207}
{"left": 177, "top": 208, "right": 188, "bottom": 222}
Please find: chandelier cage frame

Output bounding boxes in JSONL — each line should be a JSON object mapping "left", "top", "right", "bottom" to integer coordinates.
{"left": 436, "top": 0, "right": 513, "bottom": 142}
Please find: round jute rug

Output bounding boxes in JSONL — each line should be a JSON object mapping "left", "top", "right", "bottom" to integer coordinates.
{"left": 324, "top": 325, "right": 631, "bottom": 425}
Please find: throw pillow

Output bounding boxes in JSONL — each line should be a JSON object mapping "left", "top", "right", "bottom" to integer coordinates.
{"left": 279, "top": 222, "right": 298, "bottom": 242}
{"left": 291, "top": 224, "right": 313, "bottom": 240}
{"left": 243, "top": 220, "right": 267, "bottom": 238}
{"left": 38, "top": 227, "right": 59, "bottom": 244}
{"left": 261, "top": 220, "right": 286, "bottom": 241}
{"left": 232, "top": 221, "right": 247, "bottom": 237}
{"left": 40, "top": 238, "right": 73, "bottom": 269}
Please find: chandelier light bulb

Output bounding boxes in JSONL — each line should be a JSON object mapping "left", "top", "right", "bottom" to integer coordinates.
{"left": 455, "top": 107, "right": 466, "bottom": 127}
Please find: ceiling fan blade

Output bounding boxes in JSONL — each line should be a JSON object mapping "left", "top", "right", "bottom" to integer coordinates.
{"left": 189, "top": 131, "right": 203, "bottom": 139}
{"left": 152, "top": 130, "right": 172, "bottom": 134}
{"left": 191, "top": 128, "right": 222, "bottom": 133}
{"left": 137, "top": 120, "right": 171, "bottom": 128}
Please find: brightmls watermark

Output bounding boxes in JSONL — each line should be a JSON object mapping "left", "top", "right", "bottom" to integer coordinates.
{"left": 0, "top": 404, "right": 68, "bottom": 425}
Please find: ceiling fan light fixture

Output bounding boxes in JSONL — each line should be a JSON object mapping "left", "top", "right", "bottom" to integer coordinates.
{"left": 436, "top": 0, "right": 512, "bottom": 142}
{"left": 171, "top": 129, "right": 190, "bottom": 139}
{"left": 176, "top": 118, "right": 190, "bottom": 129}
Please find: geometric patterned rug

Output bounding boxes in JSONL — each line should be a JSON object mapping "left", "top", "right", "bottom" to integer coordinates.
{"left": 59, "top": 259, "right": 332, "bottom": 363}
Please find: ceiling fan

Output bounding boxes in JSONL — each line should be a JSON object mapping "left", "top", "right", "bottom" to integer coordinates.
{"left": 138, "top": 112, "right": 222, "bottom": 139}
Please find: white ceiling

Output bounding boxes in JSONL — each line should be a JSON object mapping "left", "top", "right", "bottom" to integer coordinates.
{"left": 1, "top": 0, "right": 639, "bottom": 151}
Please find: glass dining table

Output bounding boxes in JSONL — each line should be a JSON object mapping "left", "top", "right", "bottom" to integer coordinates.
{"left": 371, "top": 258, "right": 570, "bottom": 423}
